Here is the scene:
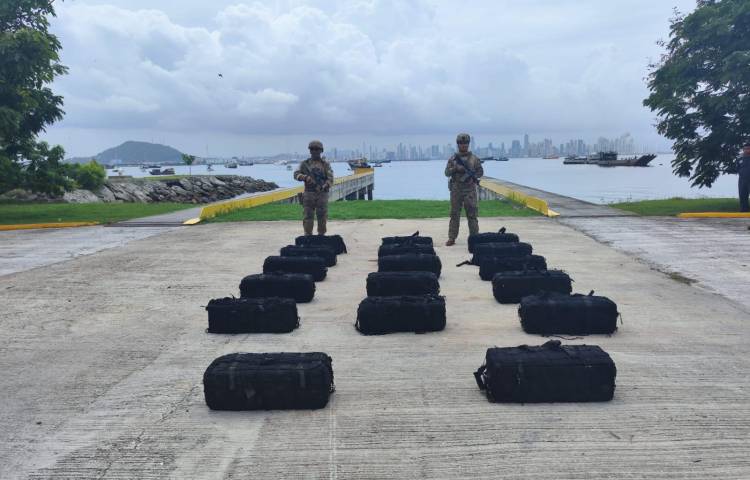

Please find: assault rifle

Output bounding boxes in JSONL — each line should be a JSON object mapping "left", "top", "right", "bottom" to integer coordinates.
{"left": 309, "top": 168, "right": 330, "bottom": 192}
{"left": 454, "top": 155, "right": 480, "bottom": 185}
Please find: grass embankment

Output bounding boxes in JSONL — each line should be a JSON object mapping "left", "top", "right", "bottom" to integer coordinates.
{"left": 0, "top": 202, "right": 195, "bottom": 225}
{"left": 208, "top": 199, "right": 539, "bottom": 222}
{"left": 611, "top": 197, "right": 741, "bottom": 216}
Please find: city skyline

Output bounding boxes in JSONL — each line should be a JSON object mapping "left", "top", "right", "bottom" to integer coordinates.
{"left": 307, "top": 132, "right": 647, "bottom": 162}
{"left": 89, "top": 132, "right": 658, "bottom": 164}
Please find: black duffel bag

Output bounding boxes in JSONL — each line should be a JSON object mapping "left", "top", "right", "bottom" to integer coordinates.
{"left": 378, "top": 254, "right": 442, "bottom": 277}
{"left": 378, "top": 243, "right": 436, "bottom": 257}
{"left": 381, "top": 231, "right": 433, "bottom": 246}
{"left": 295, "top": 234, "right": 347, "bottom": 254}
{"left": 263, "top": 256, "right": 327, "bottom": 281}
{"left": 280, "top": 245, "right": 337, "bottom": 267}
{"left": 468, "top": 227, "right": 520, "bottom": 253}
{"left": 519, "top": 291, "right": 619, "bottom": 335}
{"left": 492, "top": 269, "right": 572, "bottom": 303}
{"left": 366, "top": 271, "right": 440, "bottom": 296}
{"left": 204, "top": 352, "right": 334, "bottom": 410}
{"left": 356, "top": 294, "right": 446, "bottom": 335}
{"left": 473, "top": 242, "right": 533, "bottom": 261}
{"left": 240, "top": 273, "right": 315, "bottom": 303}
{"left": 477, "top": 255, "right": 547, "bottom": 280}
{"left": 206, "top": 297, "right": 299, "bottom": 334}
{"left": 474, "top": 340, "right": 616, "bottom": 403}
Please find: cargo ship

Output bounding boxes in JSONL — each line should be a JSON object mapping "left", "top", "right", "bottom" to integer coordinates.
{"left": 564, "top": 152, "right": 656, "bottom": 167}
{"left": 594, "top": 151, "right": 656, "bottom": 167}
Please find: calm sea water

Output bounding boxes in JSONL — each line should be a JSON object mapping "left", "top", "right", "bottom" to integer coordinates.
{"left": 114, "top": 154, "right": 739, "bottom": 204}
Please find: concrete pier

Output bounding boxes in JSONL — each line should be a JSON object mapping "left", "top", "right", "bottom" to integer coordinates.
{"left": 1, "top": 218, "right": 749, "bottom": 479}
{"left": 479, "top": 177, "right": 635, "bottom": 217}
{"left": 195, "top": 169, "right": 375, "bottom": 223}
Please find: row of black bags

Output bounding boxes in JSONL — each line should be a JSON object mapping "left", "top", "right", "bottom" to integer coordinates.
{"left": 464, "top": 228, "right": 619, "bottom": 335}
{"left": 204, "top": 342, "right": 617, "bottom": 410}
{"left": 358, "top": 233, "right": 446, "bottom": 335}
{"left": 203, "top": 230, "right": 619, "bottom": 411}
{"left": 203, "top": 235, "right": 347, "bottom": 410}
{"left": 205, "top": 235, "right": 346, "bottom": 333}
{"left": 466, "top": 228, "right": 618, "bottom": 403}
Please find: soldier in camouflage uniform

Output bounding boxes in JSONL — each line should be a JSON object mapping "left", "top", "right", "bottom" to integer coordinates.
{"left": 294, "top": 140, "right": 335, "bottom": 235}
{"left": 444, "top": 133, "right": 484, "bottom": 246}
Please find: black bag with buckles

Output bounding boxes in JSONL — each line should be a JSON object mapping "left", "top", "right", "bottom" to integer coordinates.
{"left": 206, "top": 297, "right": 299, "bottom": 334}
{"left": 203, "top": 352, "right": 334, "bottom": 410}
{"left": 491, "top": 269, "right": 572, "bottom": 304}
{"left": 295, "top": 234, "right": 347, "bottom": 254}
{"left": 378, "top": 254, "right": 442, "bottom": 277}
{"left": 474, "top": 340, "right": 616, "bottom": 403}
{"left": 263, "top": 256, "right": 327, "bottom": 282}
{"left": 280, "top": 245, "right": 337, "bottom": 267}
{"left": 378, "top": 243, "right": 436, "bottom": 257}
{"left": 477, "top": 255, "right": 548, "bottom": 280}
{"left": 381, "top": 231, "right": 433, "bottom": 246}
{"left": 366, "top": 271, "right": 440, "bottom": 296}
{"left": 468, "top": 227, "right": 520, "bottom": 253}
{"left": 356, "top": 294, "right": 446, "bottom": 335}
{"left": 519, "top": 291, "right": 618, "bottom": 335}
{"left": 472, "top": 242, "right": 533, "bottom": 262}
{"left": 239, "top": 273, "right": 315, "bottom": 303}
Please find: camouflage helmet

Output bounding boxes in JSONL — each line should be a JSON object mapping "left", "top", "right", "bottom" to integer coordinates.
{"left": 456, "top": 133, "right": 471, "bottom": 144}
{"left": 308, "top": 140, "right": 324, "bottom": 151}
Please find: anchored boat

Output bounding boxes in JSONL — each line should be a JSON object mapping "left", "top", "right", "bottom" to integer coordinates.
{"left": 563, "top": 156, "right": 590, "bottom": 165}
{"left": 564, "top": 152, "right": 656, "bottom": 167}
{"left": 594, "top": 151, "right": 656, "bottom": 167}
{"left": 348, "top": 158, "right": 371, "bottom": 170}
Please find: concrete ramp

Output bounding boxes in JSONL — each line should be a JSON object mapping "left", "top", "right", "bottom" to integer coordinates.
{"left": 481, "top": 177, "right": 635, "bottom": 217}
{"left": 2, "top": 219, "right": 748, "bottom": 479}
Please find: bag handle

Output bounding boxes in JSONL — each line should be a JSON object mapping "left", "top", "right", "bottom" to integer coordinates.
{"left": 473, "top": 365, "right": 487, "bottom": 390}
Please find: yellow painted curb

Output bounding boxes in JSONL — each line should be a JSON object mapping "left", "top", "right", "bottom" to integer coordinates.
{"left": 480, "top": 179, "right": 558, "bottom": 217}
{"left": 183, "top": 218, "right": 202, "bottom": 225}
{"left": 0, "top": 222, "right": 99, "bottom": 231}
{"left": 677, "top": 212, "right": 750, "bottom": 218}
{"left": 197, "top": 171, "right": 374, "bottom": 221}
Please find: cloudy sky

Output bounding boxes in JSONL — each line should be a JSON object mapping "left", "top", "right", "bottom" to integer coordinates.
{"left": 43, "top": 0, "right": 698, "bottom": 157}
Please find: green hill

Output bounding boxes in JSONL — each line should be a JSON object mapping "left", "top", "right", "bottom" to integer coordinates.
{"left": 73, "top": 141, "right": 185, "bottom": 165}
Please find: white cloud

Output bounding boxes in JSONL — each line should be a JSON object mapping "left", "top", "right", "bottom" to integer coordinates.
{"left": 48, "top": 0, "right": 698, "bottom": 154}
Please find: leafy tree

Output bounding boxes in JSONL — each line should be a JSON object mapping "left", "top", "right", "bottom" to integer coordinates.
{"left": 182, "top": 153, "right": 196, "bottom": 176}
{"left": 66, "top": 159, "right": 106, "bottom": 191}
{"left": 0, "top": 0, "right": 68, "bottom": 194}
{"left": 644, "top": 0, "right": 750, "bottom": 187}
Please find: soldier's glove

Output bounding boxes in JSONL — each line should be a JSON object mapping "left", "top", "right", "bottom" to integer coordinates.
{"left": 303, "top": 175, "right": 315, "bottom": 185}
{"left": 454, "top": 164, "right": 466, "bottom": 173}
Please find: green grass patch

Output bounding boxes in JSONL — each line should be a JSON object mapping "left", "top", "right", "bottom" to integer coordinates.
{"left": 208, "top": 199, "right": 539, "bottom": 222}
{"left": 0, "top": 202, "right": 195, "bottom": 225}
{"left": 611, "top": 197, "right": 741, "bottom": 216}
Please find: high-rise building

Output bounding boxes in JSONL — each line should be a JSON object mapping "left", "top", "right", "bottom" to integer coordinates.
{"left": 510, "top": 140, "right": 522, "bottom": 157}
{"left": 523, "top": 134, "right": 530, "bottom": 157}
